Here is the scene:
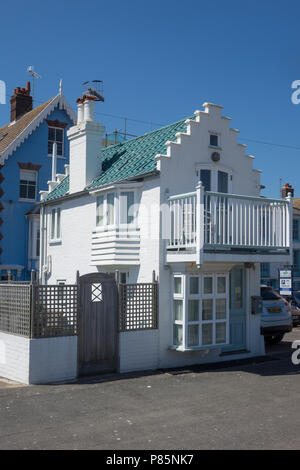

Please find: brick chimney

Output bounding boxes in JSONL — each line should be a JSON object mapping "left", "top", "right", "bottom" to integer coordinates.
{"left": 10, "top": 82, "right": 33, "bottom": 122}
{"left": 281, "top": 183, "right": 294, "bottom": 199}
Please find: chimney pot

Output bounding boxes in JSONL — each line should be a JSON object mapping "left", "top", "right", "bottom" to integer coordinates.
{"left": 281, "top": 183, "right": 294, "bottom": 199}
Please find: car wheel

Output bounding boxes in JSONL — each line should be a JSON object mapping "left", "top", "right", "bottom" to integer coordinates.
{"left": 265, "top": 334, "right": 284, "bottom": 345}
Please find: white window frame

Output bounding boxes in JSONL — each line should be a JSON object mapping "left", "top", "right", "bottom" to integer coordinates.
{"left": 19, "top": 169, "right": 37, "bottom": 202}
{"left": 49, "top": 207, "right": 62, "bottom": 243}
{"left": 171, "top": 273, "right": 229, "bottom": 350}
{"left": 209, "top": 132, "right": 220, "bottom": 148}
{"left": 48, "top": 126, "right": 64, "bottom": 158}
{"left": 196, "top": 164, "right": 232, "bottom": 193}
{"left": 95, "top": 189, "right": 138, "bottom": 230}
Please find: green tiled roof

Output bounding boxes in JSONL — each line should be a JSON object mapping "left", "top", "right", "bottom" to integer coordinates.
{"left": 42, "top": 115, "right": 194, "bottom": 202}
{"left": 42, "top": 175, "right": 70, "bottom": 201}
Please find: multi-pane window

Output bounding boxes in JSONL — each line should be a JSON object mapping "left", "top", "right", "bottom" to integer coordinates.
{"left": 96, "top": 191, "right": 135, "bottom": 227}
{"left": 20, "top": 170, "right": 37, "bottom": 200}
{"left": 50, "top": 208, "right": 61, "bottom": 241}
{"left": 198, "top": 167, "right": 230, "bottom": 193}
{"left": 120, "top": 191, "right": 134, "bottom": 225}
{"left": 96, "top": 193, "right": 116, "bottom": 227}
{"left": 48, "top": 127, "right": 64, "bottom": 156}
{"left": 172, "top": 273, "right": 229, "bottom": 349}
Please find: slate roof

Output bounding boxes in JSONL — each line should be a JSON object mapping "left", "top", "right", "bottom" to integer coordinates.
{"left": 42, "top": 115, "right": 195, "bottom": 202}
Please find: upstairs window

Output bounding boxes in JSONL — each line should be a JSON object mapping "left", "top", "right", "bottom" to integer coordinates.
{"left": 209, "top": 134, "right": 219, "bottom": 147}
{"left": 50, "top": 208, "right": 61, "bottom": 242}
{"left": 96, "top": 191, "right": 135, "bottom": 228}
{"left": 20, "top": 170, "right": 37, "bottom": 200}
{"left": 96, "top": 193, "right": 116, "bottom": 227}
{"left": 293, "top": 219, "right": 300, "bottom": 241}
{"left": 48, "top": 127, "right": 64, "bottom": 156}
{"left": 120, "top": 191, "right": 134, "bottom": 225}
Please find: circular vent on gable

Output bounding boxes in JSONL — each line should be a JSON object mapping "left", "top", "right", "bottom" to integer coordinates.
{"left": 211, "top": 151, "right": 220, "bottom": 162}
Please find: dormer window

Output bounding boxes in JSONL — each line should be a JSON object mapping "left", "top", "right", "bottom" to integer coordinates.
{"left": 209, "top": 134, "right": 219, "bottom": 147}
{"left": 48, "top": 127, "right": 64, "bottom": 156}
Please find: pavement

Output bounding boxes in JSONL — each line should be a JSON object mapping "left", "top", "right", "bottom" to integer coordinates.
{"left": 0, "top": 328, "right": 299, "bottom": 450}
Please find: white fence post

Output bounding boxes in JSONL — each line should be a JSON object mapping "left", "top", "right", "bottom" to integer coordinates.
{"left": 196, "top": 182, "right": 204, "bottom": 268}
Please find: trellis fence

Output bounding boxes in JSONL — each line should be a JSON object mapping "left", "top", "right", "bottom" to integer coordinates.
{"left": 0, "top": 279, "right": 159, "bottom": 338}
{"left": 0, "top": 283, "right": 78, "bottom": 338}
{"left": 119, "top": 282, "right": 158, "bottom": 332}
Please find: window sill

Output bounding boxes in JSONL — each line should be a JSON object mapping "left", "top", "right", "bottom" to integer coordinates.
{"left": 208, "top": 145, "right": 222, "bottom": 151}
{"left": 19, "top": 198, "right": 36, "bottom": 203}
{"left": 169, "top": 344, "right": 225, "bottom": 352}
{"left": 49, "top": 239, "right": 62, "bottom": 245}
{"left": 93, "top": 225, "right": 140, "bottom": 233}
{"left": 47, "top": 154, "right": 66, "bottom": 159}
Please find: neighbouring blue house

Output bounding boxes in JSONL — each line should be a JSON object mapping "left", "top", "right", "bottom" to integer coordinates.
{"left": 0, "top": 82, "right": 76, "bottom": 280}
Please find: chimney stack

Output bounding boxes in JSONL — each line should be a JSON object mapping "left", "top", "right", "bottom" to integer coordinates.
{"left": 67, "top": 95, "right": 105, "bottom": 194}
{"left": 10, "top": 82, "right": 33, "bottom": 122}
{"left": 281, "top": 183, "right": 294, "bottom": 199}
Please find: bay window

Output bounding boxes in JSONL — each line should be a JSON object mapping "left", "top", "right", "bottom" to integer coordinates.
{"left": 172, "top": 273, "right": 229, "bottom": 349}
{"left": 96, "top": 190, "right": 136, "bottom": 228}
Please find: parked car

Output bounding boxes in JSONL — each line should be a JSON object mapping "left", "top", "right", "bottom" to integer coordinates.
{"left": 286, "top": 292, "right": 300, "bottom": 327}
{"left": 260, "top": 285, "right": 292, "bottom": 344}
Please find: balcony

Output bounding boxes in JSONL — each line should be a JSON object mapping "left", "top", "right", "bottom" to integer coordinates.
{"left": 166, "top": 184, "right": 292, "bottom": 265}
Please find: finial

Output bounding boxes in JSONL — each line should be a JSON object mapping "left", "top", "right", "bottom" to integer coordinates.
{"left": 59, "top": 79, "right": 63, "bottom": 95}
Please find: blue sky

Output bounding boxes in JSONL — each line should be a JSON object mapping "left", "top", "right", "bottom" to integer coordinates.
{"left": 0, "top": 0, "right": 300, "bottom": 198}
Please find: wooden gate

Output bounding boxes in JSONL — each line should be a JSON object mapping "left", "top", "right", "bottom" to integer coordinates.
{"left": 78, "top": 273, "right": 118, "bottom": 376}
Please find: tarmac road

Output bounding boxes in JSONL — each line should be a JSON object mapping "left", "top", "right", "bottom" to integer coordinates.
{"left": 0, "top": 328, "right": 299, "bottom": 450}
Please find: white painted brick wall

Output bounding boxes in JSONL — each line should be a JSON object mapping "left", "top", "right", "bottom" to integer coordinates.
{"left": 0, "top": 332, "right": 77, "bottom": 384}
{"left": 119, "top": 330, "right": 159, "bottom": 373}
{"left": 0, "top": 332, "right": 30, "bottom": 383}
{"left": 29, "top": 336, "right": 78, "bottom": 384}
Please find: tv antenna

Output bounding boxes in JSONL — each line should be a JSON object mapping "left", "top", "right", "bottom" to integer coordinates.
{"left": 27, "top": 66, "right": 41, "bottom": 104}
{"left": 82, "top": 80, "right": 104, "bottom": 102}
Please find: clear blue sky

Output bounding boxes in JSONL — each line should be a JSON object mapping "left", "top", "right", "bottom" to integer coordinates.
{"left": 1, "top": 0, "right": 300, "bottom": 198}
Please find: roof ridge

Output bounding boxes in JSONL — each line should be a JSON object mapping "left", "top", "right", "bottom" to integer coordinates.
{"left": 102, "top": 114, "right": 195, "bottom": 154}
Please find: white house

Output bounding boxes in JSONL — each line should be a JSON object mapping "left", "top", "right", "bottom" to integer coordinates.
{"left": 39, "top": 96, "right": 293, "bottom": 374}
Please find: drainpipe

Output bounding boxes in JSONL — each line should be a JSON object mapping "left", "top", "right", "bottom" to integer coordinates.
{"left": 39, "top": 204, "right": 47, "bottom": 284}
{"left": 51, "top": 142, "right": 57, "bottom": 182}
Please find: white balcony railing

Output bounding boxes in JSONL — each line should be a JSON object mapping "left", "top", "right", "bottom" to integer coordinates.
{"left": 168, "top": 184, "right": 292, "bottom": 264}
